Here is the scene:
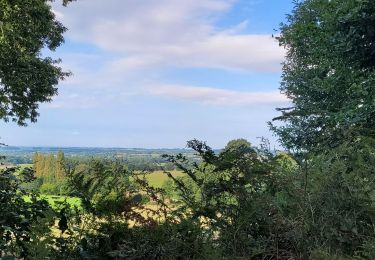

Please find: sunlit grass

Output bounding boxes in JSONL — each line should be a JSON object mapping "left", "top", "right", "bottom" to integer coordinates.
{"left": 141, "top": 170, "right": 184, "bottom": 188}
{"left": 24, "top": 195, "right": 82, "bottom": 209}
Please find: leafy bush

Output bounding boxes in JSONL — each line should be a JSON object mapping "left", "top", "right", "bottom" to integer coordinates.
{"left": 0, "top": 167, "right": 52, "bottom": 258}
{"left": 40, "top": 182, "right": 59, "bottom": 195}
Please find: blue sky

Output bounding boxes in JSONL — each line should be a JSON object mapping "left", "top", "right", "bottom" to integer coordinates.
{"left": 1, "top": 0, "right": 294, "bottom": 149}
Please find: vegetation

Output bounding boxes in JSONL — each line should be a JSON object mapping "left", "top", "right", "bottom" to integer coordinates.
{"left": 1, "top": 0, "right": 375, "bottom": 259}
{"left": 0, "top": 0, "right": 71, "bottom": 125}
{"left": 272, "top": 0, "right": 375, "bottom": 153}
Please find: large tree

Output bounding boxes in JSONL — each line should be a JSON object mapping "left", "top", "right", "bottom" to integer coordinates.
{"left": 272, "top": 0, "right": 375, "bottom": 152}
{"left": 0, "top": 1, "right": 73, "bottom": 257}
{"left": 0, "top": 0, "right": 72, "bottom": 126}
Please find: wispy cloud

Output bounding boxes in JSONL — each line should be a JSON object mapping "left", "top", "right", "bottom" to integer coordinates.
{"left": 6, "top": 1, "right": 290, "bottom": 148}
{"left": 53, "top": 0, "right": 284, "bottom": 72}
{"left": 145, "top": 84, "right": 288, "bottom": 106}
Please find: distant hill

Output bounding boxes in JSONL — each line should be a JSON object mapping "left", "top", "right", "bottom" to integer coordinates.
{"left": 0, "top": 146, "right": 215, "bottom": 165}
{"left": 0, "top": 146, "right": 195, "bottom": 157}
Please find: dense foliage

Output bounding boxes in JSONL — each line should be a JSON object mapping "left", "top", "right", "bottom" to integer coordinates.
{"left": 272, "top": 0, "right": 375, "bottom": 153}
{"left": 3, "top": 137, "right": 373, "bottom": 259}
{"left": 0, "top": 0, "right": 70, "bottom": 125}
{"left": 0, "top": 167, "right": 51, "bottom": 258}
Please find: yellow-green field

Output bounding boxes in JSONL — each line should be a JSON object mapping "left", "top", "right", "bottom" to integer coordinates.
{"left": 142, "top": 170, "right": 184, "bottom": 188}
{"left": 24, "top": 195, "right": 82, "bottom": 209}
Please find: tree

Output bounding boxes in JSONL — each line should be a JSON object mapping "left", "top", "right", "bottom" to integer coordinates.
{"left": 272, "top": 0, "right": 375, "bottom": 152}
{"left": 0, "top": 167, "right": 51, "bottom": 257}
{"left": 0, "top": 0, "right": 71, "bottom": 126}
{"left": 33, "top": 152, "right": 46, "bottom": 177}
{"left": 56, "top": 150, "right": 65, "bottom": 179}
{"left": 44, "top": 153, "right": 55, "bottom": 181}
{"left": 0, "top": 1, "right": 76, "bottom": 258}
{"left": 220, "top": 138, "right": 253, "bottom": 160}
{"left": 163, "top": 139, "right": 298, "bottom": 258}
{"left": 270, "top": 2, "right": 375, "bottom": 257}
{"left": 32, "top": 152, "right": 40, "bottom": 176}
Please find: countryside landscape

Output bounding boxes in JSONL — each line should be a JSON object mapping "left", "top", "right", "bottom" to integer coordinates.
{"left": 1, "top": 0, "right": 375, "bottom": 259}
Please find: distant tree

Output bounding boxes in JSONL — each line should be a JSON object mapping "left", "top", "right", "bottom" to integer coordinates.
{"left": 272, "top": 0, "right": 375, "bottom": 152}
{"left": 218, "top": 138, "right": 256, "bottom": 171}
{"left": 223, "top": 138, "right": 251, "bottom": 151}
{"left": 0, "top": 0, "right": 72, "bottom": 125}
{"left": 32, "top": 152, "right": 40, "bottom": 176}
{"left": 33, "top": 153, "right": 46, "bottom": 177}
{"left": 44, "top": 154, "right": 56, "bottom": 181}
{"left": 56, "top": 150, "right": 65, "bottom": 179}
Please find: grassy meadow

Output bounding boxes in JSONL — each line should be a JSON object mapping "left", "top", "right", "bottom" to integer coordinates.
{"left": 24, "top": 195, "right": 82, "bottom": 209}
{"left": 141, "top": 170, "right": 184, "bottom": 188}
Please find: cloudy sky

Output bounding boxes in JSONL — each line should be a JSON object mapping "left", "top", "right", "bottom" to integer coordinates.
{"left": 2, "top": 0, "right": 294, "bottom": 148}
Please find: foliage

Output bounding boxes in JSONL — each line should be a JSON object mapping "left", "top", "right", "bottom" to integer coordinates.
{"left": 31, "top": 151, "right": 67, "bottom": 195}
{"left": 0, "top": 166, "right": 52, "bottom": 258}
{"left": 272, "top": 0, "right": 375, "bottom": 153}
{"left": 268, "top": 1, "right": 375, "bottom": 258}
{"left": 40, "top": 182, "right": 59, "bottom": 194}
{"left": 0, "top": 0, "right": 71, "bottom": 125}
{"left": 163, "top": 139, "right": 300, "bottom": 259}
{"left": 299, "top": 138, "right": 375, "bottom": 257}
{"left": 42, "top": 159, "right": 178, "bottom": 259}
{"left": 66, "top": 159, "right": 138, "bottom": 216}
{"left": 2, "top": 138, "right": 375, "bottom": 259}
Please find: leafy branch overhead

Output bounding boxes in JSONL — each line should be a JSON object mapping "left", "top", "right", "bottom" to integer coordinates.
{"left": 0, "top": 0, "right": 72, "bottom": 126}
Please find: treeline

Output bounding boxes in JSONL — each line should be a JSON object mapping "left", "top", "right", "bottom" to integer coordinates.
{"left": 29, "top": 151, "right": 179, "bottom": 195}
{"left": 28, "top": 151, "right": 68, "bottom": 195}
{"left": 32, "top": 151, "right": 65, "bottom": 180}
{"left": 123, "top": 156, "right": 183, "bottom": 171}
{"left": 10, "top": 151, "right": 180, "bottom": 171}
{"left": 1, "top": 156, "right": 31, "bottom": 165}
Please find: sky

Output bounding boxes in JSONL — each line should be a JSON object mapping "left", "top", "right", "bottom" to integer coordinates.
{"left": 1, "top": 0, "right": 294, "bottom": 149}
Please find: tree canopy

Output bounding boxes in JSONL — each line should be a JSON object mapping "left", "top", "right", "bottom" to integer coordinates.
{"left": 0, "top": 0, "right": 70, "bottom": 125}
{"left": 272, "top": 0, "right": 375, "bottom": 152}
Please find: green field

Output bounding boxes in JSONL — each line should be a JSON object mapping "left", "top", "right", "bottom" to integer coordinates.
{"left": 24, "top": 195, "right": 82, "bottom": 209}
{"left": 141, "top": 170, "right": 185, "bottom": 188}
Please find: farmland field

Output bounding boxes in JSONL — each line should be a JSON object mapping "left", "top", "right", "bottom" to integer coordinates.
{"left": 24, "top": 195, "right": 82, "bottom": 209}
{"left": 142, "top": 170, "right": 184, "bottom": 188}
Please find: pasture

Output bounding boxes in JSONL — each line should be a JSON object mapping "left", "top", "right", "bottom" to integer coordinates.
{"left": 24, "top": 195, "right": 82, "bottom": 209}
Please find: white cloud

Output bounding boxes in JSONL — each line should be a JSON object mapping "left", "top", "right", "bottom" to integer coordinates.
{"left": 53, "top": 0, "right": 284, "bottom": 72}
{"left": 47, "top": 1, "right": 286, "bottom": 110}
{"left": 145, "top": 84, "right": 289, "bottom": 106}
